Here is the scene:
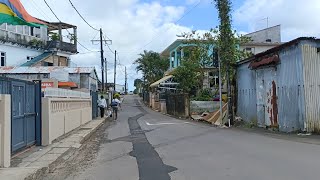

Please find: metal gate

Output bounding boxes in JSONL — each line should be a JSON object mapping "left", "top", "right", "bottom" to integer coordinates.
{"left": 0, "top": 77, "right": 41, "bottom": 153}
{"left": 165, "top": 93, "right": 189, "bottom": 118}
{"left": 91, "top": 91, "right": 98, "bottom": 119}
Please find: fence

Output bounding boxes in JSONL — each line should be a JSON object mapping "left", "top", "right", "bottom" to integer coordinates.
{"left": 43, "top": 88, "right": 90, "bottom": 99}
{"left": 143, "top": 91, "right": 150, "bottom": 106}
{"left": 42, "top": 97, "right": 92, "bottom": 146}
{"left": 162, "top": 93, "right": 189, "bottom": 118}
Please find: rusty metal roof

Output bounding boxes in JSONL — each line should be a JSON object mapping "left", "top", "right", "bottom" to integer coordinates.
{"left": 0, "top": 67, "right": 96, "bottom": 74}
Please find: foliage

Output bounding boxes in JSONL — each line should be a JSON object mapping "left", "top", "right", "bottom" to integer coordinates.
{"left": 134, "top": 50, "right": 169, "bottom": 88}
{"left": 173, "top": 57, "right": 201, "bottom": 93}
{"left": 193, "top": 88, "right": 214, "bottom": 101}
{"left": 134, "top": 79, "right": 143, "bottom": 94}
{"left": 134, "top": 79, "right": 143, "bottom": 87}
{"left": 29, "top": 39, "right": 44, "bottom": 47}
{"left": 49, "top": 32, "right": 60, "bottom": 41}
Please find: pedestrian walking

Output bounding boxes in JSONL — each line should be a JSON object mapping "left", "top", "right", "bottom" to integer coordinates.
{"left": 110, "top": 96, "right": 121, "bottom": 120}
{"left": 97, "top": 95, "right": 107, "bottom": 118}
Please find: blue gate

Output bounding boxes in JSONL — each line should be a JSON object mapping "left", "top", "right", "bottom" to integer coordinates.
{"left": 0, "top": 77, "right": 41, "bottom": 153}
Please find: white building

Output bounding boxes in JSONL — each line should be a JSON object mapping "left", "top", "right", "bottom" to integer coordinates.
{"left": 240, "top": 25, "right": 282, "bottom": 55}
{"left": 0, "top": 21, "right": 77, "bottom": 67}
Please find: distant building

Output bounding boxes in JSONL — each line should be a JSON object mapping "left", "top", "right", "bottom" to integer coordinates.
{"left": 103, "top": 83, "right": 125, "bottom": 93}
{"left": 240, "top": 25, "right": 282, "bottom": 55}
{"left": 0, "top": 67, "right": 99, "bottom": 92}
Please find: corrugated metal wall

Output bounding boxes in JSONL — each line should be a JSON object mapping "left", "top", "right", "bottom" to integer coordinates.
{"left": 302, "top": 42, "right": 320, "bottom": 132}
{"left": 276, "top": 44, "right": 305, "bottom": 132}
{"left": 237, "top": 61, "right": 257, "bottom": 123}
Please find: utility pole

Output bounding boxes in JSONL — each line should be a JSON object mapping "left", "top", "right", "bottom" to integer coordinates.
{"left": 91, "top": 28, "right": 112, "bottom": 92}
{"left": 114, "top": 50, "right": 117, "bottom": 92}
{"left": 99, "top": 28, "right": 105, "bottom": 92}
{"left": 125, "top": 66, "right": 127, "bottom": 94}
{"left": 104, "top": 58, "right": 107, "bottom": 91}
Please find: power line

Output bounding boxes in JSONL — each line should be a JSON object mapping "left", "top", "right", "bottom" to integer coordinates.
{"left": 43, "top": 0, "right": 94, "bottom": 52}
{"left": 103, "top": 36, "right": 115, "bottom": 54}
{"left": 30, "top": 0, "right": 52, "bottom": 21}
{"left": 68, "top": 0, "right": 100, "bottom": 31}
{"left": 43, "top": 0, "right": 61, "bottom": 22}
{"left": 76, "top": 51, "right": 100, "bottom": 55}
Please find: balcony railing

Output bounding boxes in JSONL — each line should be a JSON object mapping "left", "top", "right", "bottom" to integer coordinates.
{"left": 46, "top": 41, "right": 77, "bottom": 53}
{"left": 0, "top": 29, "right": 46, "bottom": 48}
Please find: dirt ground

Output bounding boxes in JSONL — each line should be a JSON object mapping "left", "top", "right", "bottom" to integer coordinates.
{"left": 40, "top": 120, "right": 113, "bottom": 180}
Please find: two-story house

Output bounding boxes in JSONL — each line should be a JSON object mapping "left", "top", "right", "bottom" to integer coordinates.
{"left": 151, "top": 25, "right": 282, "bottom": 92}
{"left": 0, "top": 20, "right": 77, "bottom": 67}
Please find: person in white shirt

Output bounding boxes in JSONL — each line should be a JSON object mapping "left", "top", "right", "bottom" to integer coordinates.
{"left": 97, "top": 95, "right": 107, "bottom": 118}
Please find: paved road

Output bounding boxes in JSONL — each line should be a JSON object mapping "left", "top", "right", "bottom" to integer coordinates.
{"left": 53, "top": 95, "right": 320, "bottom": 180}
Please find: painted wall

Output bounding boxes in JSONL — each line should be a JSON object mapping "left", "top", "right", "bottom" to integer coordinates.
{"left": 301, "top": 41, "right": 320, "bottom": 132}
{"left": 237, "top": 61, "right": 257, "bottom": 123}
{"left": 42, "top": 97, "right": 92, "bottom": 146}
{"left": 240, "top": 45, "right": 278, "bottom": 55}
{"left": 0, "top": 43, "right": 43, "bottom": 66}
{"left": 245, "top": 25, "right": 281, "bottom": 43}
{"left": 0, "top": 95, "right": 11, "bottom": 168}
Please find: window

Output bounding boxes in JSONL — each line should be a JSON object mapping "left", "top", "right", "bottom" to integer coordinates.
{"left": 24, "top": 26, "right": 30, "bottom": 35}
{"left": 245, "top": 47, "right": 252, "bottom": 52}
{"left": 244, "top": 47, "right": 255, "bottom": 54}
{"left": 0, "top": 23, "right": 6, "bottom": 30}
{"left": 16, "top": 25, "right": 23, "bottom": 34}
{"left": 1, "top": 52, "right": 6, "bottom": 66}
{"left": 27, "top": 56, "right": 34, "bottom": 61}
{"left": 7, "top": 24, "right": 16, "bottom": 32}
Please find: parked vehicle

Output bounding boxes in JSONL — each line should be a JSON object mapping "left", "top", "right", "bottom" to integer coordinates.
{"left": 212, "top": 94, "right": 228, "bottom": 102}
{"left": 128, "top": 91, "right": 134, "bottom": 95}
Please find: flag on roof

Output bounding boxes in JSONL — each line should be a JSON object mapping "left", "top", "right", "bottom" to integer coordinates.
{"left": 0, "top": 0, "right": 46, "bottom": 27}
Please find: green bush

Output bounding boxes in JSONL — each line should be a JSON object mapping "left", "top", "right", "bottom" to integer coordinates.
{"left": 193, "top": 88, "right": 214, "bottom": 101}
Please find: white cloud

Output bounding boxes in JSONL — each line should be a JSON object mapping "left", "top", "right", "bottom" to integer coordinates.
{"left": 234, "top": 0, "right": 320, "bottom": 42}
{"left": 21, "top": 0, "right": 199, "bottom": 90}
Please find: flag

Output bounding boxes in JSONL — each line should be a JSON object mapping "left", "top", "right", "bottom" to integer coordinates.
{"left": 0, "top": 0, "right": 46, "bottom": 27}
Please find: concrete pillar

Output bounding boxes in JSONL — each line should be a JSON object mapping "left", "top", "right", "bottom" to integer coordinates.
{"left": 0, "top": 95, "right": 11, "bottom": 168}
{"left": 181, "top": 48, "right": 184, "bottom": 59}
{"left": 169, "top": 57, "right": 172, "bottom": 69}
{"left": 41, "top": 98, "right": 51, "bottom": 146}
{"left": 174, "top": 50, "right": 178, "bottom": 68}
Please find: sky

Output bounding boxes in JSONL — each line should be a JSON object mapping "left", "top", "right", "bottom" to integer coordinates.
{"left": 21, "top": 0, "right": 320, "bottom": 91}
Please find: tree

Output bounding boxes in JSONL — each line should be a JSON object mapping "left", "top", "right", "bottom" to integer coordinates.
{"left": 214, "top": 0, "right": 248, "bottom": 123}
{"left": 134, "top": 50, "right": 169, "bottom": 88}
{"left": 134, "top": 79, "right": 143, "bottom": 94}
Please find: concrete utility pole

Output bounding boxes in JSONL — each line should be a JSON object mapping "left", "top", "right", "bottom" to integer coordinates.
{"left": 100, "top": 29, "right": 104, "bottom": 91}
{"left": 114, "top": 50, "right": 117, "bottom": 92}
{"left": 104, "top": 58, "right": 107, "bottom": 90}
{"left": 91, "top": 28, "right": 112, "bottom": 92}
{"left": 125, "top": 66, "right": 127, "bottom": 94}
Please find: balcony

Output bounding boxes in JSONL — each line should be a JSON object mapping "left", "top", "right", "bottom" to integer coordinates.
{"left": 46, "top": 40, "right": 77, "bottom": 54}
{"left": 0, "top": 28, "right": 46, "bottom": 48}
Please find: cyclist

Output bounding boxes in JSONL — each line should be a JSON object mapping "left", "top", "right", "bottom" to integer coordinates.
{"left": 110, "top": 96, "right": 121, "bottom": 120}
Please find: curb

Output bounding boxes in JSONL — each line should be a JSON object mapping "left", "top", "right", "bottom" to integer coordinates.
{"left": 24, "top": 118, "right": 108, "bottom": 180}
{"left": 80, "top": 118, "right": 108, "bottom": 144}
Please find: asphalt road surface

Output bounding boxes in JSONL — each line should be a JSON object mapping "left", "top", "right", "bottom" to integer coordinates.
{"left": 44, "top": 95, "right": 320, "bottom": 180}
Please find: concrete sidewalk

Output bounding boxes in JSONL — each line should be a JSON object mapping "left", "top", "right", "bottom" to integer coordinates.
{"left": 0, "top": 118, "right": 107, "bottom": 180}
